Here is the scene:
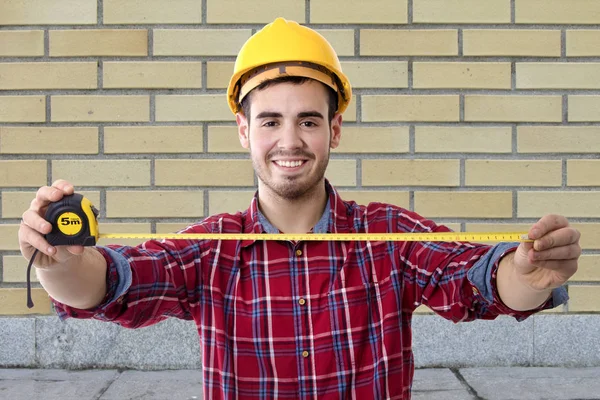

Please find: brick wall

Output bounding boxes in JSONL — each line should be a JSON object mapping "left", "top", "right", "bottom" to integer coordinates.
{"left": 1, "top": 0, "right": 599, "bottom": 316}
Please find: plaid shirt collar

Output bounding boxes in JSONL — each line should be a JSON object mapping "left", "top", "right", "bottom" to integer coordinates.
{"left": 241, "top": 179, "right": 352, "bottom": 247}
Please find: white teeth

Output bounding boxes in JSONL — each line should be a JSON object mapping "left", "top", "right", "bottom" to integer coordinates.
{"left": 275, "top": 160, "right": 303, "bottom": 168}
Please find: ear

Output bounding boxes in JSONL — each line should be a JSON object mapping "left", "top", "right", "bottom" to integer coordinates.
{"left": 329, "top": 113, "right": 343, "bottom": 149}
{"left": 236, "top": 112, "right": 250, "bottom": 149}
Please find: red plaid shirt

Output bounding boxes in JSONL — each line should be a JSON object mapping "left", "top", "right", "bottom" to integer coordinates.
{"left": 53, "top": 181, "right": 562, "bottom": 399}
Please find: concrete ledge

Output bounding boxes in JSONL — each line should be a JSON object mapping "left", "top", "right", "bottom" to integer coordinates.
{"left": 1, "top": 314, "right": 598, "bottom": 369}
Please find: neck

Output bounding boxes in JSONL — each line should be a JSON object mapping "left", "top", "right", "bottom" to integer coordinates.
{"left": 257, "top": 180, "right": 328, "bottom": 233}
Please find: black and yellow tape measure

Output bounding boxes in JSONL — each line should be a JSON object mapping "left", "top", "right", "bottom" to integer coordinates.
{"left": 26, "top": 193, "right": 532, "bottom": 309}
{"left": 43, "top": 194, "right": 532, "bottom": 245}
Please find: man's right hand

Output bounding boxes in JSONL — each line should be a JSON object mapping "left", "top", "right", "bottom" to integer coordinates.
{"left": 18, "top": 179, "right": 85, "bottom": 269}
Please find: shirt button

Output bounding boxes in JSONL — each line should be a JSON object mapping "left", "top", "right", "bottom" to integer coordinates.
{"left": 302, "top": 351, "right": 309, "bottom": 358}
{"left": 298, "top": 298, "right": 306, "bottom": 306}
{"left": 295, "top": 249, "right": 302, "bottom": 256}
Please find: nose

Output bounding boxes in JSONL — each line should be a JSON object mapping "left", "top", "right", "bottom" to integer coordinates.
{"left": 277, "top": 122, "right": 304, "bottom": 150}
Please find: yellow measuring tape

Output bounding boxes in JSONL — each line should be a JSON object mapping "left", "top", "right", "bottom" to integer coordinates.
{"left": 98, "top": 232, "right": 532, "bottom": 242}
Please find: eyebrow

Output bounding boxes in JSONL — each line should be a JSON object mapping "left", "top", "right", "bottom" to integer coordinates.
{"left": 255, "top": 111, "right": 325, "bottom": 120}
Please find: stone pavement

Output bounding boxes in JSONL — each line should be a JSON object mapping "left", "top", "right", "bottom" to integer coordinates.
{"left": 0, "top": 367, "right": 599, "bottom": 400}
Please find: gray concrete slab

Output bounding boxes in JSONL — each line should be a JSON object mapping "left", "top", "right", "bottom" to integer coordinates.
{"left": 0, "top": 369, "right": 118, "bottom": 400}
{"left": 412, "top": 315, "right": 533, "bottom": 368}
{"left": 35, "top": 316, "right": 201, "bottom": 369}
{"left": 0, "top": 317, "right": 35, "bottom": 367}
{"left": 460, "top": 367, "right": 600, "bottom": 400}
{"left": 98, "top": 370, "right": 203, "bottom": 400}
{"left": 412, "top": 368, "right": 476, "bottom": 400}
{"left": 533, "top": 314, "right": 600, "bottom": 367}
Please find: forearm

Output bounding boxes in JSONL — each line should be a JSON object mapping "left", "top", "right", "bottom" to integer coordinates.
{"left": 36, "top": 247, "right": 108, "bottom": 309}
{"left": 496, "top": 252, "right": 552, "bottom": 311}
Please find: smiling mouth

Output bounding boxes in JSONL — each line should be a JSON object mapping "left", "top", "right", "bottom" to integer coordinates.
{"left": 273, "top": 160, "right": 306, "bottom": 168}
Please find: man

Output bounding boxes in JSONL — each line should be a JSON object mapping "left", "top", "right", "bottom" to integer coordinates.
{"left": 19, "top": 18, "right": 580, "bottom": 399}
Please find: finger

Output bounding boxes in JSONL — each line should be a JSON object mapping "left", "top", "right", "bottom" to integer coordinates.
{"left": 534, "top": 227, "right": 581, "bottom": 251}
{"left": 18, "top": 222, "right": 56, "bottom": 257}
{"left": 31, "top": 186, "right": 65, "bottom": 212}
{"left": 528, "top": 214, "right": 570, "bottom": 240}
{"left": 524, "top": 257, "right": 578, "bottom": 277}
{"left": 530, "top": 244, "right": 581, "bottom": 263}
{"left": 21, "top": 209, "right": 53, "bottom": 235}
{"left": 51, "top": 179, "right": 74, "bottom": 194}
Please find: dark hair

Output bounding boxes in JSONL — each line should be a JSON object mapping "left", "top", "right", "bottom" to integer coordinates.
{"left": 240, "top": 76, "right": 338, "bottom": 124}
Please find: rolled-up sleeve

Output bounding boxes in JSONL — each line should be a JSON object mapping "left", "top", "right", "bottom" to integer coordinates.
{"left": 467, "top": 242, "right": 569, "bottom": 321}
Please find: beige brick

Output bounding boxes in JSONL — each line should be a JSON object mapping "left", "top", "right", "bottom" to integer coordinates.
{"left": 341, "top": 62, "right": 408, "bottom": 89}
{"left": 363, "top": 160, "right": 459, "bottom": 187}
{"left": 156, "top": 222, "right": 199, "bottom": 233}
{"left": 415, "top": 126, "right": 512, "bottom": 153}
{"left": 414, "top": 305, "right": 434, "bottom": 314}
{"left": 50, "top": 30, "right": 148, "bottom": 57}
{"left": 156, "top": 95, "right": 231, "bottom": 122}
{"left": 0, "top": 288, "right": 51, "bottom": 315}
{"left": 51, "top": 96, "right": 149, "bottom": 122}
{"left": 463, "top": 30, "right": 561, "bottom": 57}
{"left": 516, "top": 0, "right": 600, "bottom": 24}
{"left": 0, "top": 225, "right": 19, "bottom": 250}
{"left": 466, "top": 160, "right": 562, "bottom": 187}
{"left": 344, "top": 96, "right": 357, "bottom": 122}
{"left": 415, "top": 192, "right": 513, "bottom": 218}
{"left": 518, "top": 192, "right": 600, "bottom": 218}
{"left": 338, "top": 191, "right": 410, "bottom": 208}
{"left": 104, "top": 126, "right": 203, "bottom": 154}
{"left": 518, "top": 126, "right": 600, "bottom": 153}
{"left": 103, "top": 62, "right": 202, "bottom": 89}
{"left": 571, "top": 223, "right": 600, "bottom": 250}
{"left": 0, "top": 62, "right": 96, "bottom": 90}
{"left": 315, "top": 30, "right": 355, "bottom": 57}
{"left": 208, "top": 0, "right": 304, "bottom": 23}
{"left": 569, "top": 96, "right": 600, "bottom": 122}
{"left": 312, "top": 0, "right": 407, "bottom": 23}
{"left": 414, "top": 62, "right": 511, "bottom": 89}
{"left": 155, "top": 160, "right": 254, "bottom": 186}
{"left": 0, "top": 0, "right": 96, "bottom": 25}
{"left": 52, "top": 160, "right": 150, "bottom": 187}
{"left": 0, "top": 161, "right": 46, "bottom": 188}
{"left": 567, "top": 30, "right": 600, "bottom": 57}
{"left": 572, "top": 255, "right": 600, "bottom": 282}
{"left": 465, "top": 223, "right": 532, "bottom": 233}
{"left": 208, "top": 191, "right": 255, "bottom": 215}
{"left": 2, "top": 191, "right": 100, "bottom": 219}
{"left": 360, "top": 30, "right": 458, "bottom": 56}
{"left": 154, "top": 29, "right": 251, "bottom": 56}
{"left": 362, "top": 95, "right": 459, "bottom": 122}
{"left": 207, "top": 126, "right": 247, "bottom": 153}
{"left": 326, "top": 160, "right": 357, "bottom": 187}
{"left": 334, "top": 127, "right": 409, "bottom": 153}
{"left": 568, "top": 160, "right": 600, "bottom": 186}
{"left": 517, "top": 63, "right": 600, "bottom": 89}
{"left": 104, "top": 0, "right": 202, "bottom": 24}
{"left": 106, "top": 191, "right": 204, "bottom": 218}
{"left": 207, "top": 62, "right": 235, "bottom": 89}
{"left": 3, "top": 256, "right": 38, "bottom": 283}
{"left": 0, "top": 127, "right": 98, "bottom": 154}
{"left": 0, "top": 96, "right": 45, "bottom": 123}
{"left": 96, "top": 223, "right": 153, "bottom": 247}
{"left": 0, "top": 31, "right": 44, "bottom": 56}
{"left": 465, "top": 95, "right": 562, "bottom": 122}
{"left": 414, "top": 0, "right": 510, "bottom": 23}
{"left": 568, "top": 286, "right": 600, "bottom": 312}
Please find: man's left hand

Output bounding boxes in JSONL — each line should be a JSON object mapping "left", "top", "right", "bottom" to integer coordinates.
{"left": 512, "top": 214, "right": 581, "bottom": 291}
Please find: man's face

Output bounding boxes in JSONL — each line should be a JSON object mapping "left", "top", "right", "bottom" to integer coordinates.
{"left": 236, "top": 80, "right": 342, "bottom": 201}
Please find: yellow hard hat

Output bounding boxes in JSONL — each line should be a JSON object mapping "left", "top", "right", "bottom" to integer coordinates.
{"left": 227, "top": 17, "right": 352, "bottom": 115}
